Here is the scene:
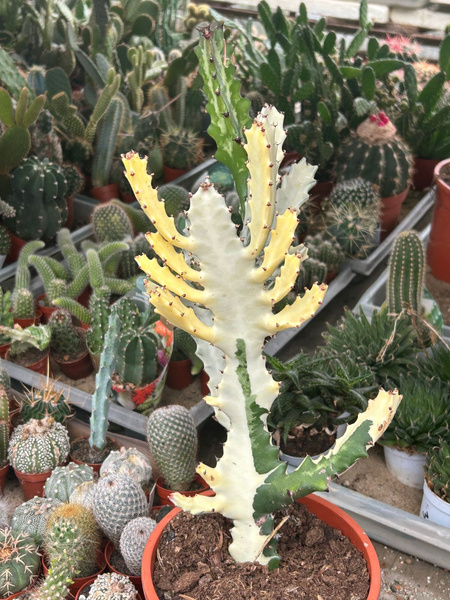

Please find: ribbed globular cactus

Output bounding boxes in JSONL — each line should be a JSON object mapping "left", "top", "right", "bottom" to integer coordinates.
{"left": 10, "top": 496, "right": 62, "bottom": 546}
{"left": 121, "top": 93, "right": 401, "bottom": 566}
{"left": 160, "top": 125, "right": 204, "bottom": 170}
{"left": 69, "top": 481, "right": 97, "bottom": 510}
{"left": 49, "top": 309, "right": 85, "bottom": 359}
{"left": 328, "top": 177, "right": 380, "bottom": 208}
{"left": 81, "top": 572, "right": 139, "bottom": 599}
{"left": 171, "top": 328, "right": 204, "bottom": 373}
{"left": 5, "top": 157, "right": 68, "bottom": 241}
{"left": 158, "top": 184, "right": 190, "bottom": 217}
{"left": 325, "top": 199, "right": 380, "bottom": 259}
{"left": 336, "top": 113, "right": 413, "bottom": 198}
{"left": 115, "top": 326, "right": 159, "bottom": 387}
{"left": 0, "top": 529, "right": 40, "bottom": 598}
{"left": 99, "top": 448, "right": 152, "bottom": 490}
{"left": 387, "top": 230, "right": 425, "bottom": 315}
{"left": 92, "top": 203, "right": 134, "bottom": 243}
{"left": 0, "top": 388, "right": 9, "bottom": 468}
{"left": 305, "top": 234, "right": 345, "bottom": 274}
{"left": 8, "top": 417, "right": 70, "bottom": 474}
{"left": 92, "top": 473, "right": 148, "bottom": 547}
{"left": 295, "top": 256, "right": 328, "bottom": 294}
{"left": 44, "top": 463, "right": 95, "bottom": 503}
{"left": 119, "top": 517, "right": 156, "bottom": 576}
{"left": 147, "top": 405, "right": 198, "bottom": 492}
{"left": 21, "top": 382, "right": 73, "bottom": 424}
{"left": 425, "top": 440, "right": 450, "bottom": 503}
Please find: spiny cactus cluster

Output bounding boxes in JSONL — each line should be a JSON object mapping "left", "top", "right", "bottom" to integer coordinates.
{"left": 116, "top": 325, "right": 160, "bottom": 387}
{"left": 147, "top": 405, "right": 198, "bottom": 492}
{"left": 426, "top": 440, "right": 450, "bottom": 503}
{"left": 328, "top": 177, "right": 380, "bottom": 207}
{"left": 0, "top": 529, "right": 40, "bottom": 598}
{"left": 0, "top": 387, "right": 9, "bottom": 468}
{"left": 99, "top": 447, "right": 152, "bottom": 490}
{"left": 336, "top": 113, "right": 413, "bottom": 198}
{"left": 184, "top": 2, "right": 212, "bottom": 31}
{"left": 160, "top": 125, "right": 204, "bottom": 170}
{"left": 92, "top": 473, "right": 148, "bottom": 547}
{"left": 306, "top": 234, "right": 345, "bottom": 274}
{"left": 8, "top": 417, "right": 70, "bottom": 474}
{"left": 44, "top": 462, "right": 95, "bottom": 503}
{"left": 295, "top": 256, "right": 327, "bottom": 293}
{"left": 80, "top": 572, "right": 139, "bottom": 599}
{"left": 119, "top": 517, "right": 156, "bottom": 576}
{"left": 10, "top": 496, "right": 62, "bottom": 546}
{"left": 20, "top": 381, "right": 73, "bottom": 424}
{"left": 49, "top": 309, "right": 86, "bottom": 359}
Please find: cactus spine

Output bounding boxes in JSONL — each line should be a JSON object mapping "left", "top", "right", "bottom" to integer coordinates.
{"left": 0, "top": 388, "right": 9, "bottom": 467}
{"left": 21, "top": 381, "right": 72, "bottom": 424}
{"left": 0, "top": 529, "right": 40, "bottom": 597}
{"left": 8, "top": 417, "right": 70, "bottom": 474}
{"left": 147, "top": 405, "right": 198, "bottom": 491}
{"left": 160, "top": 125, "right": 204, "bottom": 170}
{"left": 119, "top": 517, "right": 156, "bottom": 576}
{"left": 387, "top": 230, "right": 425, "bottom": 315}
{"left": 10, "top": 497, "right": 62, "bottom": 546}
{"left": 426, "top": 440, "right": 450, "bottom": 503}
{"left": 44, "top": 463, "right": 95, "bottom": 503}
{"left": 48, "top": 310, "right": 85, "bottom": 359}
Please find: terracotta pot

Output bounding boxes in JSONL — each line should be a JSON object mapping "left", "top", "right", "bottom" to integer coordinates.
{"left": 13, "top": 467, "right": 53, "bottom": 501}
{"left": 280, "top": 151, "right": 302, "bottom": 170}
{"left": 163, "top": 166, "right": 188, "bottom": 183}
{"left": 36, "top": 294, "right": 57, "bottom": 324}
{"left": 165, "top": 358, "right": 194, "bottom": 390}
{"left": 5, "top": 232, "right": 27, "bottom": 265}
{"left": 69, "top": 436, "right": 121, "bottom": 474}
{"left": 64, "top": 194, "right": 75, "bottom": 229}
{"left": 141, "top": 494, "right": 381, "bottom": 600}
{"left": 309, "top": 180, "right": 335, "bottom": 214}
{"left": 0, "top": 462, "right": 9, "bottom": 493}
{"left": 77, "top": 286, "right": 92, "bottom": 308}
{"left": 427, "top": 158, "right": 450, "bottom": 283}
{"left": 75, "top": 579, "right": 143, "bottom": 600}
{"left": 13, "top": 310, "right": 42, "bottom": 328}
{"left": 120, "top": 191, "right": 136, "bottom": 204}
{"left": 80, "top": 321, "right": 91, "bottom": 331}
{"left": 0, "top": 340, "right": 10, "bottom": 359}
{"left": 104, "top": 541, "right": 144, "bottom": 597}
{"left": 200, "top": 370, "right": 210, "bottom": 396}
{"left": 5, "top": 348, "right": 50, "bottom": 376}
{"left": 155, "top": 474, "right": 209, "bottom": 507}
{"left": 42, "top": 550, "right": 106, "bottom": 597}
{"left": 53, "top": 349, "right": 93, "bottom": 380}
{"left": 90, "top": 183, "right": 120, "bottom": 203}
{"left": 413, "top": 157, "right": 440, "bottom": 191}
{"left": 380, "top": 187, "right": 409, "bottom": 240}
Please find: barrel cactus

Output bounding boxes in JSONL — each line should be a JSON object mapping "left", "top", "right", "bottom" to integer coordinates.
{"left": 0, "top": 529, "right": 40, "bottom": 598}
{"left": 10, "top": 496, "right": 62, "bottom": 546}
{"left": 92, "top": 473, "right": 148, "bottom": 547}
{"left": 99, "top": 447, "right": 152, "bottom": 490}
{"left": 147, "top": 405, "right": 198, "bottom": 492}
{"left": 92, "top": 203, "right": 134, "bottom": 243}
{"left": 119, "top": 517, "right": 157, "bottom": 576}
{"left": 328, "top": 177, "right": 380, "bottom": 208}
{"left": 20, "top": 384, "right": 73, "bottom": 424}
{"left": 81, "top": 572, "right": 139, "bottom": 599}
{"left": 115, "top": 325, "right": 160, "bottom": 387}
{"left": 8, "top": 417, "right": 70, "bottom": 474}
{"left": 44, "top": 462, "right": 95, "bottom": 503}
{"left": 158, "top": 184, "right": 190, "bottom": 217}
{"left": 160, "top": 125, "right": 204, "bottom": 170}
{"left": 336, "top": 113, "right": 413, "bottom": 198}
{"left": 4, "top": 157, "right": 68, "bottom": 241}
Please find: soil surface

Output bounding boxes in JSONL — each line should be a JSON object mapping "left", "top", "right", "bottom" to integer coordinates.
{"left": 70, "top": 436, "right": 121, "bottom": 465}
{"left": 153, "top": 502, "right": 370, "bottom": 600}
{"left": 425, "top": 266, "right": 450, "bottom": 327}
{"left": 8, "top": 347, "right": 47, "bottom": 367}
{"left": 279, "top": 427, "right": 336, "bottom": 457}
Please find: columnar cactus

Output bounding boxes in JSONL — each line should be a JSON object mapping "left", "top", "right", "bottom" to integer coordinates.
{"left": 0, "top": 529, "right": 40, "bottom": 597}
{"left": 336, "top": 113, "right": 413, "bottom": 198}
{"left": 0, "top": 388, "right": 9, "bottom": 468}
{"left": 99, "top": 448, "right": 152, "bottom": 490}
{"left": 48, "top": 309, "right": 85, "bottom": 359}
{"left": 44, "top": 463, "right": 95, "bottom": 503}
{"left": 82, "top": 572, "right": 139, "bottom": 599}
{"left": 147, "top": 405, "right": 197, "bottom": 491}
{"left": 119, "top": 517, "right": 157, "bottom": 576}
{"left": 122, "top": 98, "right": 401, "bottom": 566}
{"left": 115, "top": 326, "right": 159, "bottom": 387}
{"left": 92, "top": 473, "right": 148, "bottom": 547}
{"left": 387, "top": 230, "right": 425, "bottom": 315}
{"left": 10, "top": 496, "right": 62, "bottom": 546}
{"left": 8, "top": 417, "right": 70, "bottom": 474}
{"left": 12, "top": 240, "right": 45, "bottom": 319}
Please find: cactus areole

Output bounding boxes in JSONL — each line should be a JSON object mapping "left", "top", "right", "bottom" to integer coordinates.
{"left": 122, "top": 106, "right": 401, "bottom": 568}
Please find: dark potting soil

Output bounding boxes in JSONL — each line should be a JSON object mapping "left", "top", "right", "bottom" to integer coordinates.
{"left": 70, "top": 437, "right": 120, "bottom": 464}
{"left": 9, "top": 347, "right": 48, "bottom": 367}
{"left": 153, "top": 502, "right": 369, "bottom": 600}
{"left": 280, "top": 427, "right": 336, "bottom": 458}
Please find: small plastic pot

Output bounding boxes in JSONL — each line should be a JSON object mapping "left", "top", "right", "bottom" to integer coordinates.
{"left": 52, "top": 343, "right": 94, "bottom": 381}
{"left": 13, "top": 468, "right": 53, "bottom": 501}
{"left": 120, "top": 191, "right": 136, "bottom": 204}
{"left": 155, "top": 474, "right": 209, "bottom": 507}
{"left": 383, "top": 445, "right": 426, "bottom": 489}
{"left": 0, "top": 340, "right": 10, "bottom": 359}
{"left": 36, "top": 294, "right": 57, "bottom": 324}
{"left": 420, "top": 476, "right": 450, "bottom": 528}
{"left": 5, "top": 348, "right": 50, "bottom": 376}
{"left": 90, "top": 183, "right": 120, "bottom": 203}
{"left": 0, "top": 462, "right": 10, "bottom": 493}
{"left": 163, "top": 166, "right": 188, "bottom": 183}
{"left": 5, "top": 232, "right": 27, "bottom": 265}
{"left": 105, "top": 541, "right": 144, "bottom": 597}
{"left": 380, "top": 187, "right": 409, "bottom": 240}
{"left": 427, "top": 158, "right": 450, "bottom": 283}
{"left": 13, "top": 309, "right": 42, "bottom": 328}
{"left": 165, "top": 358, "right": 194, "bottom": 390}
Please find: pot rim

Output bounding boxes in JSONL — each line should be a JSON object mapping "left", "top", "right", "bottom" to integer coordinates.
{"left": 434, "top": 158, "right": 450, "bottom": 193}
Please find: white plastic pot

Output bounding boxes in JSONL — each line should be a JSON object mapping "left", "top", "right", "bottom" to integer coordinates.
{"left": 280, "top": 422, "right": 348, "bottom": 468}
{"left": 420, "top": 479, "right": 450, "bottom": 528}
{"left": 383, "top": 446, "right": 426, "bottom": 488}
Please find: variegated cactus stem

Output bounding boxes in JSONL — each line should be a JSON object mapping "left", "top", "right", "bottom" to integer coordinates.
{"left": 121, "top": 106, "right": 401, "bottom": 567}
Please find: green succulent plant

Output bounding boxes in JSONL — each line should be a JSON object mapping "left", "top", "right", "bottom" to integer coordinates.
{"left": 425, "top": 440, "right": 450, "bottom": 503}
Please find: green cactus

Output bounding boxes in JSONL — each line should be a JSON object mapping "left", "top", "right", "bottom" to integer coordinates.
{"left": 0, "top": 47, "right": 28, "bottom": 98}
{"left": 387, "top": 230, "right": 425, "bottom": 315}
{"left": 20, "top": 383, "right": 73, "bottom": 424}
{"left": 30, "top": 109, "right": 63, "bottom": 164}
{"left": 0, "top": 226, "right": 10, "bottom": 256}
{"left": 44, "top": 463, "right": 95, "bottom": 503}
{"left": 246, "top": 90, "right": 265, "bottom": 119}
{"left": 158, "top": 184, "right": 190, "bottom": 217}
{"left": 171, "top": 328, "right": 203, "bottom": 374}
{"left": 48, "top": 309, "right": 85, "bottom": 359}
{"left": 27, "top": 66, "right": 46, "bottom": 97}
{"left": 99, "top": 447, "right": 152, "bottom": 490}
{"left": 147, "top": 405, "right": 198, "bottom": 492}
{"left": 336, "top": 113, "right": 413, "bottom": 197}
{"left": 0, "top": 288, "right": 13, "bottom": 333}
{"left": 0, "top": 387, "right": 9, "bottom": 468}
{"left": 328, "top": 177, "right": 380, "bottom": 208}
{"left": 380, "top": 376, "right": 450, "bottom": 453}
{"left": 10, "top": 497, "right": 62, "bottom": 546}
{"left": 0, "top": 529, "right": 40, "bottom": 598}
{"left": 0, "top": 323, "right": 51, "bottom": 358}
{"left": 0, "top": 87, "right": 46, "bottom": 175}
{"left": 63, "top": 163, "right": 85, "bottom": 197}
{"left": 8, "top": 417, "right": 70, "bottom": 474}
{"left": 0, "top": 368, "right": 10, "bottom": 390}
{"left": 295, "top": 256, "right": 327, "bottom": 293}
{"left": 115, "top": 325, "right": 159, "bottom": 387}
{"left": 92, "top": 473, "right": 148, "bottom": 547}
{"left": 92, "top": 203, "right": 134, "bottom": 242}
{"left": 119, "top": 517, "right": 156, "bottom": 576}
{"left": 91, "top": 97, "right": 125, "bottom": 189}
{"left": 12, "top": 239, "right": 45, "bottom": 319}
{"left": 5, "top": 157, "right": 68, "bottom": 242}
{"left": 146, "top": 84, "right": 172, "bottom": 131}
{"left": 207, "top": 161, "right": 236, "bottom": 195}
{"left": 160, "top": 125, "right": 204, "bottom": 170}
{"left": 133, "top": 111, "right": 159, "bottom": 144}
{"left": 306, "top": 234, "right": 345, "bottom": 274}
{"left": 83, "top": 572, "right": 139, "bottom": 599}
{"left": 425, "top": 440, "right": 450, "bottom": 503}
{"left": 110, "top": 199, "right": 154, "bottom": 233}
{"left": 127, "top": 46, "right": 153, "bottom": 112}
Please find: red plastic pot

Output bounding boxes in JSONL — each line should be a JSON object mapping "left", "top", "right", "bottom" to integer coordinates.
{"left": 13, "top": 310, "right": 42, "bottom": 328}
{"left": 165, "top": 358, "right": 193, "bottom": 390}
{"left": 141, "top": 494, "right": 381, "bottom": 600}
{"left": 0, "top": 341, "right": 10, "bottom": 359}
{"left": 380, "top": 187, "right": 409, "bottom": 240}
{"left": 105, "top": 541, "right": 144, "bottom": 597}
{"left": 163, "top": 166, "right": 188, "bottom": 183}
{"left": 90, "top": 183, "right": 120, "bottom": 203}
{"left": 69, "top": 436, "right": 121, "bottom": 474}
{"left": 155, "top": 474, "right": 209, "bottom": 507}
{"left": 53, "top": 349, "right": 93, "bottom": 380}
{"left": 13, "top": 468, "right": 52, "bottom": 501}
{"left": 0, "top": 462, "right": 9, "bottom": 493}
{"left": 42, "top": 550, "right": 106, "bottom": 597}
{"left": 120, "top": 191, "right": 136, "bottom": 204}
{"left": 428, "top": 158, "right": 450, "bottom": 283}
{"left": 412, "top": 157, "right": 440, "bottom": 191}
{"left": 64, "top": 194, "right": 75, "bottom": 229}
{"left": 5, "top": 349, "right": 50, "bottom": 376}
{"left": 36, "top": 294, "right": 57, "bottom": 324}
{"left": 5, "top": 232, "right": 27, "bottom": 265}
